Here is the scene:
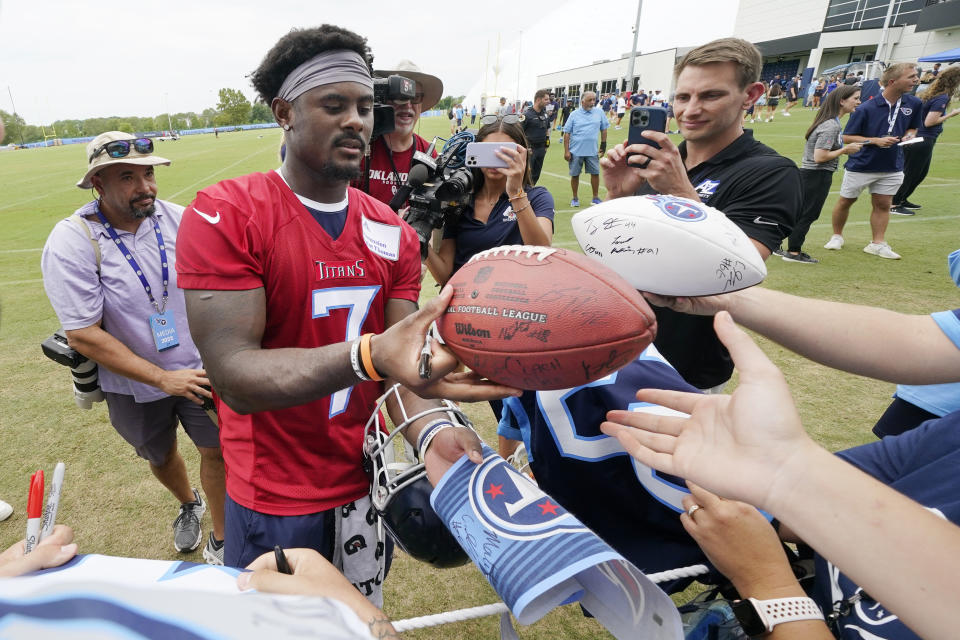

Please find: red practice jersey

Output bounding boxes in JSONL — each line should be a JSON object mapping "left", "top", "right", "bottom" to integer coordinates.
{"left": 176, "top": 170, "right": 421, "bottom": 515}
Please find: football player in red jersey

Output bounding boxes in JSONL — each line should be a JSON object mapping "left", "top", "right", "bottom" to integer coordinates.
{"left": 176, "top": 25, "right": 517, "bottom": 596}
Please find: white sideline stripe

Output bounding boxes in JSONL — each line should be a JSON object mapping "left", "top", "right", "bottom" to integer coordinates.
{"left": 166, "top": 146, "right": 275, "bottom": 201}
{"left": 0, "top": 278, "right": 43, "bottom": 286}
{"left": 0, "top": 188, "right": 75, "bottom": 212}
{"left": 0, "top": 248, "right": 41, "bottom": 253}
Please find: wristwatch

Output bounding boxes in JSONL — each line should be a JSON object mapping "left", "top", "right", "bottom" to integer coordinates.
{"left": 731, "top": 596, "right": 824, "bottom": 636}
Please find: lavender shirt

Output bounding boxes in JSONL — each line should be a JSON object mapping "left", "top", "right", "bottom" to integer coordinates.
{"left": 41, "top": 199, "right": 203, "bottom": 403}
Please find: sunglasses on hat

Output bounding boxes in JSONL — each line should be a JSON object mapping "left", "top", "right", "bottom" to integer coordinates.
{"left": 88, "top": 138, "right": 154, "bottom": 163}
{"left": 479, "top": 114, "right": 525, "bottom": 126}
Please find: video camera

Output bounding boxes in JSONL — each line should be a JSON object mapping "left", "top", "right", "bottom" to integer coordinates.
{"left": 388, "top": 132, "right": 476, "bottom": 259}
{"left": 372, "top": 74, "right": 416, "bottom": 140}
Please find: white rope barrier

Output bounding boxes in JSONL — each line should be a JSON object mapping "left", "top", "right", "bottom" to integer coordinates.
{"left": 391, "top": 563, "right": 710, "bottom": 631}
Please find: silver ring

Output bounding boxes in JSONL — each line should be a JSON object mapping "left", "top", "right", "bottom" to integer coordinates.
{"left": 687, "top": 504, "right": 701, "bottom": 518}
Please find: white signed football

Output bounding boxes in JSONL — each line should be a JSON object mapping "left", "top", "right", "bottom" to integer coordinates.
{"left": 571, "top": 195, "right": 766, "bottom": 296}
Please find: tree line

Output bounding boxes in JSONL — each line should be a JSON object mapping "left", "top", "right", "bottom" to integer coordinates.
{"left": 0, "top": 88, "right": 272, "bottom": 146}
{"left": 2, "top": 89, "right": 469, "bottom": 146}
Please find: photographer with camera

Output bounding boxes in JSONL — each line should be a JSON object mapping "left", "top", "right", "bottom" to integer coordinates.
{"left": 40, "top": 132, "right": 226, "bottom": 564}
{"left": 357, "top": 60, "right": 442, "bottom": 207}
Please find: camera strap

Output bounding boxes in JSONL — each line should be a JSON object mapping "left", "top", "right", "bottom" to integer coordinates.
{"left": 68, "top": 214, "right": 101, "bottom": 277}
{"left": 382, "top": 137, "right": 404, "bottom": 195}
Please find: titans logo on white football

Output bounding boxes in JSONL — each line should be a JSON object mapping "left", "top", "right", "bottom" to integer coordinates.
{"left": 571, "top": 195, "right": 767, "bottom": 296}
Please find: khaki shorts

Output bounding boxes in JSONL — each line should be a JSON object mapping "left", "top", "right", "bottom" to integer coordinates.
{"left": 839, "top": 170, "right": 904, "bottom": 198}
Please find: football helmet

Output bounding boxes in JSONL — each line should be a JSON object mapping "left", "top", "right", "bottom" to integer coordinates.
{"left": 363, "top": 383, "right": 471, "bottom": 569}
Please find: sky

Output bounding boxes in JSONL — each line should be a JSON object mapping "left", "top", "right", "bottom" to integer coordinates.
{"left": 0, "top": 0, "right": 738, "bottom": 124}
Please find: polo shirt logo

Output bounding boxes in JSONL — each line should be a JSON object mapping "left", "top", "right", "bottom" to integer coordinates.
{"left": 901, "top": 107, "right": 913, "bottom": 116}
{"left": 695, "top": 180, "right": 721, "bottom": 197}
{"left": 502, "top": 205, "right": 517, "bottom": 222}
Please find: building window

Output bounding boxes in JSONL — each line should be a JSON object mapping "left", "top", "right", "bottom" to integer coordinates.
{"left": 567, "top": 85, "right": 581, "bottom": 100}
{"left": 600, "top": 79, "right": 618, "bottom": 94}
{"left": 583, "top": 81, "right": 598, "bottom": 93}
{"left": 823, "top": 0, "right": 923, "bottom": 31}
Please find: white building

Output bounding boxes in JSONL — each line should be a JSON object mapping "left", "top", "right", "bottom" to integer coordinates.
{"left": 537, "top": 0, "right": 960, "bottom": 97}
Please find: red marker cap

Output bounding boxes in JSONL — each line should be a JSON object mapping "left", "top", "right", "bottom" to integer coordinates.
{"left": 27, "top": 470, "right": 44, "bottom": 519}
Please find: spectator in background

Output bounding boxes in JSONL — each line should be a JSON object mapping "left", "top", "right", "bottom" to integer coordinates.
{"left": 763, "top": 78, "right": 783, "bottom": 122}
{"left": 470, "top": 104, "right": 477, "bottom": 124}
{"left": 497, "top": 96, "right": 509, "bottom": 116}
{"left": 812, "top": 78, "right": 826, "bottom": 108}
{"left": 522, "top": 89, "right": 552, "bottom": 184}
{"left": 558, "top": 95, "right": 574, "bottom": 130}
{"left": 824, "top": 62, "right": 921, "bottom": 259}
{"left": 891, "top": 67, "right": 960, "bottom": 215}
{"left": 545, "top": 92, "right": 558, "bottom": 129}
{"left": 844, "top": 71, "right": 859, "bottom": 86}
{"left": 615, "top": 92, "right": 627, "bottom": 128}
{"left": 783, "top": 75, "right": 802, "bottom": 116}
{"left": 563, "top": 90, "right": 608, "bottom": 207}
{"left": 825, "top": 75, "right": 838, "bottom": 96}
{"left": 933, "top": 62, "right": 942, "bottom": 77}
{"left": 782, "top": 85, "right": 863, "bottom": 264}
{"left": 455, "top": 103, "right": 464, "bottom": 128}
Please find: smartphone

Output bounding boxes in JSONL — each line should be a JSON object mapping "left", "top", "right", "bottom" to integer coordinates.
{"left": 465, "top": 141, "right": 517, "bottom": 168}
{"left": 627, "top": 106, "right": 668, "bottom": 152}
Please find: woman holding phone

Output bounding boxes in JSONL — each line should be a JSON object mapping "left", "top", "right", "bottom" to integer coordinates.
{"left": 425, "top": 114, "right": 555, "bottom": 287}
{"left": 425, "top": 113, "right": 554, "bottom": 459}
{"left": 781, "top": 85, "right": 862, "bottom": 263}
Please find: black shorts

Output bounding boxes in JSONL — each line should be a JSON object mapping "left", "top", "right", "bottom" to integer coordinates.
{"left": 767, "top": 98, "right": 780, "bottom": 107}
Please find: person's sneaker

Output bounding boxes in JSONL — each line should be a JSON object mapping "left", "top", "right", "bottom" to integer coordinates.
{"left": 570, "top": 198, "right": 580, "bottom": 208}
{"left": 902, "top": 200, "right": 922, "bottom": 209}
{"left": 591, "top": 197, "right": 602, "bottom": 205}
{"left": 824, "top": 234, "right": 844, "bottom": 250}
{"left": 782, "top": 251, "right": 819, "bottom": 264}
{"left": 863, "top": 242, "right": 901, "bottom": 259}
{"left": 890, "top": 205, "right": 915, "bottom": 216}
{"left": 783, "top": 111, "right": 792, "bottom": 116}
{"left": 614, "top": 125, "right": 622, "bottom": 130}
{"left": 203, "top": 532, "right": 224, "bottom": 565}
{"left": 173, "top": 489, "right": 206, "bottom": 553}
{"left": 772, "top": 247, "right": 786, "bottom": 257}
{"left": 0, "top": 499, "right": 12, "bottom": 522}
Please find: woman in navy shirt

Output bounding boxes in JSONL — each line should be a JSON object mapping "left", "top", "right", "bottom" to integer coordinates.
{"left": 425, "top": 114, "right": 555, "bottom": 458}
{"left": 892, "top": 67, "right": 960, "bottom": 214}
{"left": 426, "top": 114, "right": 555, "bottom": 286}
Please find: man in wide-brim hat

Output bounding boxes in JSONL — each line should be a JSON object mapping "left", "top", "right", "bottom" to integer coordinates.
{"left": 43, "top": 131, "right": 227, "bottom": 564}
{"left": 356, "top": 60, "right": 443, "bottom": 205}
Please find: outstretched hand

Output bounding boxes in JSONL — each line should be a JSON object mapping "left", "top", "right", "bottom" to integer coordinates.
{"left": 600, "top": 311, "right": 817, "bottom": 508}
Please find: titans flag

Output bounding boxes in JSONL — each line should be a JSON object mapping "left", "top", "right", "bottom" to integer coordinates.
{"left": 0, "top": 554, "right": 372, "bottom": 639}
{"left": 431, "top": 444, "right": 682, "bottom": 638}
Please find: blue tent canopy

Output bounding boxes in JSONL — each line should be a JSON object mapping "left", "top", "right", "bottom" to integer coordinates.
{"left": 919, "top": 48, "right": 960, "bottom": 63}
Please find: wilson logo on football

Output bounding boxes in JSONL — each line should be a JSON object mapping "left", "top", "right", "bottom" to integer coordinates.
{"left": 646, "top": 195, "right": 707, "bottom": 222}
{"left": 455, "top": 323, "right": 491, "bottom": 338}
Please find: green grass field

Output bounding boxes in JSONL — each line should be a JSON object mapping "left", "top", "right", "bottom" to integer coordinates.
{"left": 1, "top": 110, "right": 958, "bottom": 638}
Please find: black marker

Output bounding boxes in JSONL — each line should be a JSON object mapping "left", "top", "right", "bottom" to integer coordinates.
{"left": 274, "top": 545, "right": 292, "bottom": 575}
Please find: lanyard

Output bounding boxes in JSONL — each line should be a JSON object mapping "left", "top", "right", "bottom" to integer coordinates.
{"left": 94, "top": 205, "right": 169, "bottom": 314}
{"left": 882, "top": 95, "right": 902, "bottom": 135}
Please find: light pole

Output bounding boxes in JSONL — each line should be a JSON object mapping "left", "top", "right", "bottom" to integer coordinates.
{"left": 625, "top": 1, "right": 644, "bottom": 94}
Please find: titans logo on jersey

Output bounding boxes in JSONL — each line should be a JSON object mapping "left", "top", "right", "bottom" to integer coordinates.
{"left": 498, "top": 344, "right": 711, "bottom": 589}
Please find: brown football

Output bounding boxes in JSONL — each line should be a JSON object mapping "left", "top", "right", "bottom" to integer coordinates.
{"left": 438, "top": 245, "right": 657, "bottom": 390}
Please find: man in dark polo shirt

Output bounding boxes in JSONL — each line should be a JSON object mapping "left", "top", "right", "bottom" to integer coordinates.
{"left": 600, "top": 37, "right": 801, "bottom": 392}
{"left": 824, "top": 63, "right": 921, "bottom": 260}
{"left": 523, "top": 89, "right": 552, "bottom": 184}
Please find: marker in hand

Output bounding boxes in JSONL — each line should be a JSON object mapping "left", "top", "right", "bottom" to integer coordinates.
{"left": 40, "top": 462, "right": 65, "bottom": 542}
{"left": 24, "top": 471, "right": 44, "bottom": 554}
